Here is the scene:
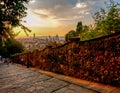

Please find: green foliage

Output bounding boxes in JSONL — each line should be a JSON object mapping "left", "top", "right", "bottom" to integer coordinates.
{"left": 65, "top": 22, "right": 83, "bottom": 42}
{"left": 0, "top": 0, "right": 31, "bottom": 39}
{"left": 80, "top": 29, "right": 108, "bottom": 41}
{"left": 5, "top": 38, "right": 24, "bottom": 55}
{"left": 0, "top": 46, "right": 8, "bottom": 58}
{"left": 65, "top": 0, "right": 120, "bottom": 41}
{"left": 65, "top": 30, "right": 76, "bottom": 42}
{"left": 76, "top": 21, "right": 82, "bottom": 34}
{"left": 0, "top": 0, "right": 30, "bottom": 57}
{"left": 79, "top": 0, "right": 120, "bottom": 41}
{"left": 0, "top": 38, "right": 24, "bottom": 58}
{"left": 82, "top": 25, "right": 89, "bottom": 32}
{"left": 94, "top": 0, "right": 120, "bottom": 35}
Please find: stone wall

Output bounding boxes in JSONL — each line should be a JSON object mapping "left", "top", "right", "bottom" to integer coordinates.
{"left": 13, "top": 32, "right": 120, "bottom": 87}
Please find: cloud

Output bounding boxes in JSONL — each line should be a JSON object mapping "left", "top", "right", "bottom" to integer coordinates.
{"left": 22, "top": 10, "right": 60, "bottom": 27}
{"left": 74, "top": 2, "right": 87, "bottom": 9}
{"left": 26, "top": 0, "right": 107, "bottom": 26}
{"left": 29, "top": 0, "right": 36, "bottom": 4}
{"left": 31, "top": 9, "right": 52, "bottom": 18}
{"left": 34, "top": 9, "right": 50, "bottom": 15}
{"left": 54, "top": 5, "right": 62, "bottom": 9}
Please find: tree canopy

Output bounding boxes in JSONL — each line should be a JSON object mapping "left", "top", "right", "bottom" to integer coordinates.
{"left": 74, "top": 0, "right": 120, "bottom": 41}
{"left": 0, "top": 38, "right": 24, "bottom": 58}
{"left": 0, "top": 0, "right": 31, "bottom": 39}
{"left": 76, "top": 21, "right": 82, "bottom": 35}
{"left": 0, "top": 0, "right": 30, "bottom": 57}
{"left": 65, "top": 30, "right": 76, "bottom": 42}
{"left": 94, "top": 0, "right": 120, "bottom": 34}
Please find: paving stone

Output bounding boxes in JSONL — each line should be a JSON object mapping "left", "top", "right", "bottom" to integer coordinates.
{"left": 26, "top": 86, "right": 36, "bottom": 92}
{"left": 1, "top": 63, "right": 118, "bottom": 93}
{"left": 0, "top": 88, "right": 30, "bottom": 93}
{"left": 0, "top": 72, "right": 43, "bottom": 90}
{"left": 33, "top": 89, "right": 48, "bottom": 93}
{"left": 32, "top": 78, "right": 70, "bottom": 92}
{"left": 53, "top": 84, "right": 97, "bottom": 93}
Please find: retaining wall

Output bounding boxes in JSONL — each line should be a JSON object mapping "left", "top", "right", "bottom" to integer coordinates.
{"left": 13, "top": 32, "right": 120, "bottom": 87}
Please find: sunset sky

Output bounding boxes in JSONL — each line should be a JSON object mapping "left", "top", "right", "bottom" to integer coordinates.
{"left": 16, "top": 0, "right": 119, "bottom": 38}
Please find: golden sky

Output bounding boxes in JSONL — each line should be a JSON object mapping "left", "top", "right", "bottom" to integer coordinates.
{"left": 15, "top": 9, "right": 77, "bottom": 38}
{"left": 15, "top": 0, "right": 110, "bottom": 38}
{"left": 14, "top": 25, "right": 76, "bottom": 38}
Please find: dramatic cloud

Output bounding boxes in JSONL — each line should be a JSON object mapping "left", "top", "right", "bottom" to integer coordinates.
{"left": 18, "top": 0, "right": 119, "bottom": 37}
{"left": 25, "top": 0, "right": 111, "bottom": 27}
{"left": 22, "top": 10, "right": 59, "bottom": 27}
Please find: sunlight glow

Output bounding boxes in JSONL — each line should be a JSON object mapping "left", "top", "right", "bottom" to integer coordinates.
{"left": 34, "top": 9, "right": 50, "bottom": 15}
{"left": 22, "top": 10, "right": 60, "bottom": 28}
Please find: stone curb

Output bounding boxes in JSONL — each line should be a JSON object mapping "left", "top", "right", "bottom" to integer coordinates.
{"left": 27, "top": 67, "right": 120, "bottom": 93}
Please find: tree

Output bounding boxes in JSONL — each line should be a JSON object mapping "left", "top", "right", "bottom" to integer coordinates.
{"left": 0, "top": 0, "right": 30, "bottom": 57}
{"left": 0, "top": 0, "right": 31, "bottom": 39}
{"left": 94, "top": 0, "right": 120, "bottom": 35}
{"left": 65, "top": 30, "right": 76, "bottom": 42}
{"left": 82, "top": 25, "right": 89, "bottom": 32}
{"left": 0, "top": 38, "right": 24, "bottom": 58}
{"left": 76, "top": 21, "right": 83, "bottom": 35}
{"left": 0, "top": 46, "right": 8, "bottom": 58}
{"left": 5, "top": 38, "right": 24, "bottom": 56}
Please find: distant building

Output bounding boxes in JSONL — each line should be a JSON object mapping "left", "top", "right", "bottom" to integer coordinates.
{"left": 17, "top": 36, "right": 65, "bottom": 51}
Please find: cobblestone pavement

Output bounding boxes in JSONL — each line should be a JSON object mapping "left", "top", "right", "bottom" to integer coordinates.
{"left": 0, "top": 62, "right": 119, "bottom": 93}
